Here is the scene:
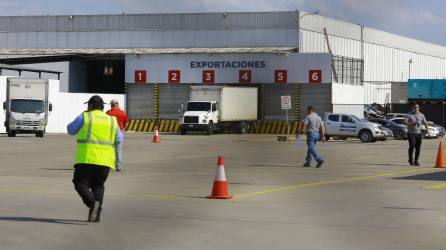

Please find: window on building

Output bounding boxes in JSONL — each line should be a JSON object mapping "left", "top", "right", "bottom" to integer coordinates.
{"left": 333, "top": 56, "right": 364, "bottom": 85}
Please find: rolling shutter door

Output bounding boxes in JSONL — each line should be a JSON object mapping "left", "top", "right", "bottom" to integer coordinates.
{"left": 126, "top": 84, "right": 153, "bottom": 119}
{"left": 300, "top": 84, "right": 330, "bottom": 120}
{"left": 159, "top": 84, "right": 190, "bottom": 119}
{"left": 264, "top": 84, "right": 296, "bottom": 120}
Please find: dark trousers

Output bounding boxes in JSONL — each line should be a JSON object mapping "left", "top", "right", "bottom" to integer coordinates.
{"left": 73, "top": 164, "right": 110, "bottom": 208}
{"left": 408, "top": 133, "right": 422, "bottom": 162}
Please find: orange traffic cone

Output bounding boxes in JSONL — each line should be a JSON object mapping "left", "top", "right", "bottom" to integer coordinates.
{"left": 434, "top": 141, "right": 446, "bottom": 168}
{"left": 152, "top": 126, "right": 160, "bottom": 143}
{"left": 207, "top": 156, "right": 232, "bottom": 199}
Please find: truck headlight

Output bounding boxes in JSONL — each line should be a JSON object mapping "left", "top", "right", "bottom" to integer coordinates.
{"left": 39, "top": 119, "right": 45, "bottom": 126}
{"left": 9, "top": 119, "right": 16, "bottom": 125}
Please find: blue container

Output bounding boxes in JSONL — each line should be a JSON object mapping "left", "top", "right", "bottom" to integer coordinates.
{"left": 408, "top": 79, "right": 433, "bottom": 100}
{"left": 431, "top": 80, "right": 446, "bottom": 100}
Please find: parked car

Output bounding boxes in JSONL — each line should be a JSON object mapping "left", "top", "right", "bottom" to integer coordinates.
{"left": 390, "top": 117, "right": 439, "bottom": 138}
{"left": 386, "top": 113, "right": 407, "bottom": 119}
{"left": 368, "top": 118, "right": 408, "bottom": 140}
{"left": 324, "top": 113, "right": 391, "bottom": 143}
{"left": 429, "top": 122, "right": 445, "bottom": 137}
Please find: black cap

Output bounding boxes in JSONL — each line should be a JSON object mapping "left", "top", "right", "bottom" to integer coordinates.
{"left": 84, "top": 95, "right": 105, "bottom": 105}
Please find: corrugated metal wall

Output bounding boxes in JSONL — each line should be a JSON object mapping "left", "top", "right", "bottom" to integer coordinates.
{"left": 159, "top": 84, "right": 190, "bottom": 119}
{"left": 300, "top": 84, "right": 330, "bottom": 120}
{"left": 127, "top": 84, "right": 153, "bottom": 119}
{"left": 264, "top": 84, "right": 296, "bottom": 120}
{"left": 0, "top": 12, "right": 297, "bottom": 32}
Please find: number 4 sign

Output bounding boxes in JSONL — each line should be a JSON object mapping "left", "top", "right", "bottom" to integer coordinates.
{"left": 168, "top": 70, "right": 181, "bottom": 83}
{"left": 239, "top": 70, "right": 252, "bottom": 83}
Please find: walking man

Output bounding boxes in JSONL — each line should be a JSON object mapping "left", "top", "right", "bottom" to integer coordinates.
{"left": 67, "top": 95, "right": 122, "bottom": 222}
{"left": 106, "top": 99, "right": 128, "bottom": 172}
{"left": 404, "top": 103, "right": 429, "bottom": 166}
{"left": 298, "top": 106, "right": 325, "bottom": 168}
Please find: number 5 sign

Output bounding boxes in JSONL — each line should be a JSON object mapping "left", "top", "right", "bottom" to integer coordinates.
{"left": 275, "top": 70, "right": 287, "bottom": 84}
{"left": 309, "top": 70, "right": 322, "bottom": 84}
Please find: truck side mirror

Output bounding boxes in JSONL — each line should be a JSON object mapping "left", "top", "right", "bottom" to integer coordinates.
{"left": 2, "top": 102, "right": 5, "bottom": 110}
{"left": 49, "top": 103, "right": 53, "bottom": 112}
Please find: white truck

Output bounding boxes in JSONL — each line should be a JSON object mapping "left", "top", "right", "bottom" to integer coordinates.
{"left": 324, "top": 112, "right": 391, "bottom": 142}
{"left": 179, "top": 86, "right": 258, "bottom": 135}
{"left": 3, "top": 77, "right": 52, "bottom": 137}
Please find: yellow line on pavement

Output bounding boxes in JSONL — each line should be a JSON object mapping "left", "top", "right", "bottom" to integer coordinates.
{"left": 426, "top": 183, "right": 446, "bottom": 190}
{"left": 233, "top": 168, "right": 438, "bottom": 200}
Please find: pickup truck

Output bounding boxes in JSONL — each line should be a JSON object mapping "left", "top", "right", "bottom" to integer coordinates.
{"left": 324, "top": 113, "right": 391, "bottom": 143}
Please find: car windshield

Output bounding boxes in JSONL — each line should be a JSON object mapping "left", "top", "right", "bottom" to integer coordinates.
{"left": 351, "top": 115, "right": 363, "bottom": 122}
{"left": 11, "top": 99, "right": 44, "bottom": 113}
{"left": 385, "top": 120, "right": 399, "bottom": 126}
{"left": 187, "top": 102, "right": 211, "bottom": 111}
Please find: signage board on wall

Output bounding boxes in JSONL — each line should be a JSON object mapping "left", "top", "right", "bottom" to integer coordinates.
{"left": 126, "top": 53, "right": 331, "bottom": 84}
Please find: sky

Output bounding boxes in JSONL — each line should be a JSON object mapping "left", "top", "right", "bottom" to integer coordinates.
{"left": 0, "top": 0, "right": 445, "bottom": 46}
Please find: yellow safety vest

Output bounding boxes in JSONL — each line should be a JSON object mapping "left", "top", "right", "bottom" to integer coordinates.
{"left": 75, "top": 110, "right": 118, "bottom": 169}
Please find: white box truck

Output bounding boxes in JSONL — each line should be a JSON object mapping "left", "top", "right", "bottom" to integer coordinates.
{"left": 179, "top": 86, "right": 258, "bottom": 135}
{"left": 3, "top": 77, "right": 52, "bottom": 137}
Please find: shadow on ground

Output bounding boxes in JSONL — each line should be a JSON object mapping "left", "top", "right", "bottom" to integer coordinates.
{"left": 0, "top": 217, "right": 88, "bottom": 225}
{"left": 394, "top": 170, "right": 446, "bottom": 181}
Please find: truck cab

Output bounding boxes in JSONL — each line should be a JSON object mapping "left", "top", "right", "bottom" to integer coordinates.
{"left": 179, "top": 101, "right": 219, "bottom": 135}
{"left": 3, "top": 78, "right": 52, "bottom": 137}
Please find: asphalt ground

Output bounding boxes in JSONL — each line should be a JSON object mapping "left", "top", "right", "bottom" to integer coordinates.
{"left": 1, "top": 133, "right": 446, "bottom": 250}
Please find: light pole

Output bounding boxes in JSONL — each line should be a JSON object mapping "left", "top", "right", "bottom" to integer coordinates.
{"left": 408, "top": 58, "right": 413, "bottom": 80}
{"left": 297, "top": 10, "right": 320, "bottom": 52}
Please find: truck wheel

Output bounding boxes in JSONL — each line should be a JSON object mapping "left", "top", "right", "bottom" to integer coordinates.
{"left": 340, "top": 137, "right": 348, "bottom": 140}
{"left": 179, "top": 128, "right": 186, "bottom": 135}
{"left": 36, "top": 131, "right": 44, "bottom": 137}
{"left": 207, "top": 122, "right": 214, "bottom": 135}
{"left": 359, "top": 130, "right": 372, "bottom": 143}
{"left": 8, "top": 131, "right": 16, "bottom": 137}
{"left": 324, "top": 136, "right": 330, "bottom": 141}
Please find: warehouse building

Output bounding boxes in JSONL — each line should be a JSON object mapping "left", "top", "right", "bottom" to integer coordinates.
{"left": 0, "top": 11, "right": 444, "bottom": 133}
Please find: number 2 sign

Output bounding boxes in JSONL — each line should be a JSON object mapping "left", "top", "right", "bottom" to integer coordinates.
{"left": 168, "top": 70, "right": 181, "bottom": 83}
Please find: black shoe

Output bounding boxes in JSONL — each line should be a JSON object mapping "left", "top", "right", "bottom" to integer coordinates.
{"left": 116, "top": 167, "right": 122, "bottom": 172}
{"left": 316, "top": 160, "right": 324, "bottom": 168}
{"left": 302, "top": 164, "right": 311, "bottom": 167}
{"left": 414, "top": 161, "right": 420, "bottom": 166}
{"left": 408, "top": 159, "right": 414, "bottom": 166}
{"left": 88, "top": 201, "right": 100, "bottom": 222}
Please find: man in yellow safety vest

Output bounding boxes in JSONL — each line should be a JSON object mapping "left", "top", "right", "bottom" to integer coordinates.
{"left": 67, "top": 95, "right": 122, "bottom": 222}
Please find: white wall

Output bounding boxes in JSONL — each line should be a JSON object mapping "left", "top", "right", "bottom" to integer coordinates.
{"left": 332, "top": 83, "right": 365, "bottom": 118}
{"left": 0, "top": 76, "right": 125, "bottom": 134}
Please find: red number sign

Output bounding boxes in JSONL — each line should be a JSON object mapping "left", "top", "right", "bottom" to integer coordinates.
{"left": 309, "top": 70, "right": 322, "bottom": 84}
{"left": 168, "top": 70, "right": 181, "bottom": 83}
{"left": 202, "top": 70, "right": 215, "bottom": 84}
{"left": 274, "top": 70, "right": 287, "bottom": 84}
{"left": 239, "top": 70, "right": 252, "bottom": 83}
{"left": 134, "top": 70, "right": 147, "bottom": 83}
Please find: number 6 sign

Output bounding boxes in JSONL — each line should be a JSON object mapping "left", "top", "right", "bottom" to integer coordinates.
{"left": 309, "top": 70, "right": 322, "bottom": 84}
